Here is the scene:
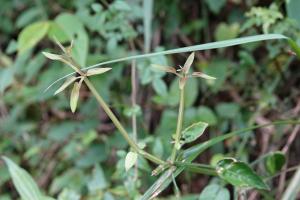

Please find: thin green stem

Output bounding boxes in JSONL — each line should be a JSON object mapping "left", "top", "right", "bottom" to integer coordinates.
{"left": 84, "top": 78, "right": 165, "bottom": 165}
{"left": 174, "top": 162, "right": 217, "bottom": 176}
{"left": 171, "top": 87, "right": 185, "bottom": 162}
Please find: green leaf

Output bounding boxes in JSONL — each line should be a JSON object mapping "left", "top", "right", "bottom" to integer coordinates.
{"left": 168, "top": 77, "right": 199, "bottom": 107}
{"left": 286, "top": 0, "right": 300, "bottom": 27}
{"left": 198, "top": 184, "right": 230, "bottom": 200}
{"left": 18, "top": 21, "right": 50, "bottom": 53}
{"left": 86, "top": 68, "right": 112, "bottom": 76}
{"left": 215, "top": 23, "right": 239, "bottom": 41}
{"left": 123, "top": 105, "right": 142, "bottom": 117}
{"left": 197, "top": 106, "right": 217, "bottom": 126}
{"left": 216, "top": 103, "right": 240, "bottom": 119}
{"left": 88, "top": 165, "right": 108, "bottom": 192}
{"left": 55, "top": 13, "right": 88, "bottom": 66}
{"left": 152, "top": 78, "right": 168, "bottom": 96}
{"left": 2, "top": 156, "right": 43, "bottom": 200}
{"left": 265, "top": 151, "right": 286, "bottom": 175}
{"left": 181, "top": 122, "right": 208, "bottom": 144}
{"left": 125, "top": 152, "right": 138, "bottom": 171}
{"left": 205, "top": 0, "right": 226, "bottom": 14}
{"left": 216, "top": 158, "right": 269, "bottom": 190}
{"left": 202, "top": 59, "right": 229, "bottom": 92}
{"left": 47, "top": 22, "right": 69, "bottom": 43}
{"left": 16, "top": 8, "right": 41, "bottom": 28}
{"left": 70, "top": 80, "right": 82, "bottom": 113}
{"left": 46, "top": 34, "right": 287, "bottom": 91}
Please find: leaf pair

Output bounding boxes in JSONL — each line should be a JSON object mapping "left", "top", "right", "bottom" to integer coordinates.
{"left": 152, "top": 52, "right": 216, "bottom": 89}
{"left": 43, "top": 40, "right": 111, "bottom": 112}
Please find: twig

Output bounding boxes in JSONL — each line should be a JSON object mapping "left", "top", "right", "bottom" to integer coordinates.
{"left": 131, "top": 59, "right": 139, "bottom": 180}
{"left": 171, "top": 87, "right": 185, "bottom": 162}
{"left": 282, "top": 125, "right": 300, "bottom": 154}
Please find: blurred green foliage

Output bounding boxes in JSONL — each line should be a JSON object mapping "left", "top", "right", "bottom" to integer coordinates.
{"left": 1, "top": 0, "right": 300, "bottom": 199}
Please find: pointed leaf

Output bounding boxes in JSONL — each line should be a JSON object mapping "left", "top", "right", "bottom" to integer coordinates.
{"left": 54, "top": 76, "right": 79, "bottom": 95}
{"left": 125, "top": 152, "right": 138, "bottom": 171}
{"left": 181, "top": 122, "right": 208, "bottom": 144}
{"left": 42, "top": 52, "right": 64, "bottom": 61}
{"left": 151, "top": 64, "right": 177, "bottom": 74}
{"left": 2, "top": 156, "right": 43, "bottom": 200}
{"left": 70, "top": 79, "right": 83, "bottom": 113}
{"left": 216, "top": 158, "right": 269, "bottom": 190}
{"left": 86, "top": 68, "right": 112, "bottom": 76}
{"left": 43, "top": 52, "right": 82, "bottom": 74}
{"left": 192, "top": 72, "right": 216, "bottom": 80}
{"left": 182, "top": 52, "right": 195, "bottom": 74}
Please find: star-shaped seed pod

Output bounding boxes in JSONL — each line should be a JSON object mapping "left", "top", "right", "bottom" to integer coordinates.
{"left": 43, "top": 39, "right": 111, "bottom": 112}
{"left": 152, "top": 52, "right": 216, "bottom": 89}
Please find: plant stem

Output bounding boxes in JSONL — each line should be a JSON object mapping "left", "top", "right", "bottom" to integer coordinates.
{"left": 174, "top": 162, "right": 217, "bottom": 176}
{"left": 171, "top": 87, "right": 185, "bottom": 162}
{"left": 131, "top": 59, "right": 139, "bottom": 180}
{"left": 84, "top": 78, "right": 165, "bottom": 165}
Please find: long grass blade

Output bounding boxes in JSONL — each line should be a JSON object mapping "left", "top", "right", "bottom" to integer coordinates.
{"left": 45, "top": 34, "right": 287, "bottom": 92}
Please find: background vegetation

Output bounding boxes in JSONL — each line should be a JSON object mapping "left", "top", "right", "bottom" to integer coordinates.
{"left": 1, "top": 0, "right": 300, "bottom": 199}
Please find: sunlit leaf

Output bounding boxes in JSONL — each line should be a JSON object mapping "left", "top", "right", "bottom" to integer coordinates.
{"left": 86, "top": 68, "right": 112, "bottom": 76}
{"left": 181, "top": 122, "right": 208, "bottom": 144}
{"left": 47, "top": 22, "right": 69, "bottom": 43}
{"left": 216, "top": 158, "right": 269, "bottom": 190}
{"left": 125, "top": 151, "right": 138, "bottom": 171}
{"left": 54, "top": 76, "right": 79, "bottom": 95}
{"left": 18, "top": 21, "right": 50, "bottom": 53}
